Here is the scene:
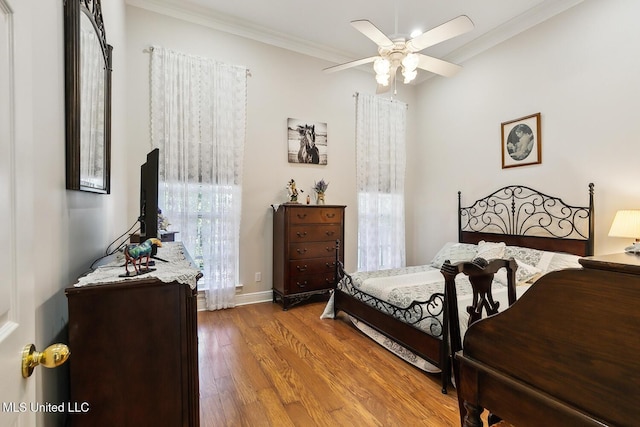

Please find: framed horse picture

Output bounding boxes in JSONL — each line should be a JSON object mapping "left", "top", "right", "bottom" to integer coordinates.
{"left": 287, "top": 118, "right": 327, "bottom": 165}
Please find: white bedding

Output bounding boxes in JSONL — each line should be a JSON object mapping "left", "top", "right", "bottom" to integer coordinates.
{"left": 356, "top": 267, "right": 477, "bottom": 308}
{"left": 321, "top": 241, "right": 584, "bottom": 373}
{"left": 351, "top": 283, "right": 532, "bottom": 373}
{"left": 321, "top": 269, "right": 525, "bottom": 373}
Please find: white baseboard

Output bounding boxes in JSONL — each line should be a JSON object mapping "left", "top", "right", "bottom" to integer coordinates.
{"left": 197, "top": 289, "right": 273, "bottom": 311}
{"left": 235, "top": 290, "right": 274, "bottom": 306}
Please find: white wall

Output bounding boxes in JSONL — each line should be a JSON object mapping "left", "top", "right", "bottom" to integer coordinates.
{"left": 125, "top": 6, "right": 415, "bottom": 301}
{"left": 29, "top": 1, "right": 129, "bottom": 425}
{"left": 408, "top": 0, "right": 640, "bottom": 264}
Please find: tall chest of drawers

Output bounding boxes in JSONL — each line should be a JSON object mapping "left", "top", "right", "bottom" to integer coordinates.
{"left": 272, "top": 204, "right": 346, "bottom": 310}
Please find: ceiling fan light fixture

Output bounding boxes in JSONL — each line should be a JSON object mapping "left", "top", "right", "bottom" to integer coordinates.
{"left": 376, "top": 73, "right": 390, "bottom": 86}
{"left": 373, "top": 57, "right": 390, "bottom": 75}
{"left": 401, "top": 53, "right": 419, "bottom": 72}
{"left": 402, "top": 68, "right": 417, "bottom": 84}
{"left": 374, "top": 57, "right": 391, "bottom": 86}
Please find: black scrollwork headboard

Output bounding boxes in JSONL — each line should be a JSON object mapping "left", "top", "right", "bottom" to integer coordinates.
{"left": 458, "top": 183, "right": 594, "bottom": 256}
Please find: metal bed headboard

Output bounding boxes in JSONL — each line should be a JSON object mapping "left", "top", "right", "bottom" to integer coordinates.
{"left": 458, "top": 183, "right": 594, "bottom": 256}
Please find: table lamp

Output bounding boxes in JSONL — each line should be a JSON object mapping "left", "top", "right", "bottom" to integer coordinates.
{"left": 608, "top": 209, "right": 640, "bottom": 253}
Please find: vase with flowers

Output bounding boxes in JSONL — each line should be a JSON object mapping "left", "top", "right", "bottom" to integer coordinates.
{"left": 313, "top": 179, "right": 329, "bottom": 205}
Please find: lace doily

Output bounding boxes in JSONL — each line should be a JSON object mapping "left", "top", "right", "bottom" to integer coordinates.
{"left": 74, "top": 242, "right": 201, "bottom": 289}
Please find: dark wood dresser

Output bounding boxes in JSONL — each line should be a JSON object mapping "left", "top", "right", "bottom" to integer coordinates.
{"left": 272, "top": 204, "right": 345, "bottom": 310}
{"left": 65, "top": 243, "right": 200, "bottom": 426}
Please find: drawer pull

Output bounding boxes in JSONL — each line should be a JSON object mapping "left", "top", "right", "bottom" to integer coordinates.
{"left": 325, "top": 247, "right": 334, "bottom": 252}
{"left": 325, "top": 231, "right": 335, "bottom": 236}
{"left": 296, "top": 265, "right": 308, "bottom": 272}
{"left": 296, "top": 281, "right": 308, "bottom": 288}
{"left": 326, "top": 213, "right": 336, "bottom": 218}
{"left": 296, "top": 248, "right": 308, "bottom": 254}
{"left": 296, "top": 213, "right": 307, "bottom": 219}
{"left": 296, "top": 231, "right": 308, "bottom": 238}
{"left": 325, "top": 262, "right": 336, "bottom": 268}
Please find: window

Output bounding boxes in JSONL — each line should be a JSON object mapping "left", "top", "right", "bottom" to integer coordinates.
{"left": 355, "top": 93, "right": 407, "bottom": 271}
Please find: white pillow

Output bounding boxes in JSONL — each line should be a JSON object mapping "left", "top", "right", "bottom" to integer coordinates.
{"left": 527, "top": 250, "right": 581, "bottom": 275}
{"left": 430, "top": 242, "right": 478, "bottom": 268}
{"left": 494, "top": 248, "right": 580, "bottom": 285}
{"left": 547, "top": 252, "right": 582, "bottom": 272}
{"left": 430, "top": 242, "right": 455, "bottom": 268}
{"left": 448, "top": 244, "right": 479, "bottom": 263}
{"left": 504, "top": 245, "right": 545, "bottom": 268}
{"left": 476, "top": 241, "right": 506, "bottom": 260}
{"left": 534, "top": 251, "right": 555, "bottom": 273}
{"left": 494, "top": 259, "right": 542, "bottom": 286}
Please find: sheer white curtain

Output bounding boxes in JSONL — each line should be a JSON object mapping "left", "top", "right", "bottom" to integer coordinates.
{"left": 355, "top": 93, "right": 407, "bottom": 271}
{"left": 150, "top": 47, "right": 247, "bottom": 310}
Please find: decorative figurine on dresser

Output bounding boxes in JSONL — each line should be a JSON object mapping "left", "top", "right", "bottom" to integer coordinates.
{"left": 122, "top": 237, "right": 162, "bottom": 276}
{"left": 272, "top": 203, "right": 346, "bottom": 309}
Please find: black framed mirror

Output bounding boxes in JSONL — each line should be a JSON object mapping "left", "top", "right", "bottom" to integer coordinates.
{"left": 65, "top": 0, "right": 112, "bottom": 193}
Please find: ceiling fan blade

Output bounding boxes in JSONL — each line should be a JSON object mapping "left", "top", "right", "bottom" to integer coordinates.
{"left": 416, "top": 54, "right": 462, "bottom": 77}
{"left": 323, "top": 56, "right": 379, "bottom": 73}
{"left": 351, "top": 20, "right": 395, "bottom": 49}
{"left": 406, "top": 15, "right": 474, "bottom": 52}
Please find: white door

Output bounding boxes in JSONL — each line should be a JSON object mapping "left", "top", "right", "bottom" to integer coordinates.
{"left": 0, "top": 0, "right": 36, "bottom": 424}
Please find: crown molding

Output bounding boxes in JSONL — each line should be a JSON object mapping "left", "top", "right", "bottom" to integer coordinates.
{"left": 126, "top": 0, "right": 356, "bottom": 65}
{"left": 448, "top": 0, "right": 584, "bottom": 65}
{"left": 412, "top": 0, "right": 584, "bottom": 84}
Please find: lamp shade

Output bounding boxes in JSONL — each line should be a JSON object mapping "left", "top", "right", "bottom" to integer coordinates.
{"left": 608, "top": 210, "right": 640, "bottom": 240}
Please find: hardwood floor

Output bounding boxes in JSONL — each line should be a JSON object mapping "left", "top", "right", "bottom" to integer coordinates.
{"left": 197, "top": 300, "right": 464, "bottom": 426}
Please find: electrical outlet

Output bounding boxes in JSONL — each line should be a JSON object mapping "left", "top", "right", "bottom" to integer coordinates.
{"left": 255, "top": 272, "right": 262, "bottom": 282}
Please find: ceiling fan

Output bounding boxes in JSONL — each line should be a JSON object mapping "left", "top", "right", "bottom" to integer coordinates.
{"left": 323, "top": 15, "right": 474, "bottom": 93}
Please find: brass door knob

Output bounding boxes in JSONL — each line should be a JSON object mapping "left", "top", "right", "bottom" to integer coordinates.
{"left": 22, "top": 343, "right": 70, "bottom": 378}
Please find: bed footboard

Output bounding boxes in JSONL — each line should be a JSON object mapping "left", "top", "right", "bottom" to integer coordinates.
{"left": 333, "top": 241, "right": 450, "bottom": 392}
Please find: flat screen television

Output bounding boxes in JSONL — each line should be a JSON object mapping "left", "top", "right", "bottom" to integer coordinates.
{"left": 139, "top": 148, "right": 159, "bottom": 255}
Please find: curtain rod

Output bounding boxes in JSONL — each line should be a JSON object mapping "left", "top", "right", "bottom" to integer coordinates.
{"left": 143, "top": 46, "right": 251, "bottom": 76}
{"left": 353, "top": 92, "right": 408, "bottom": 108}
